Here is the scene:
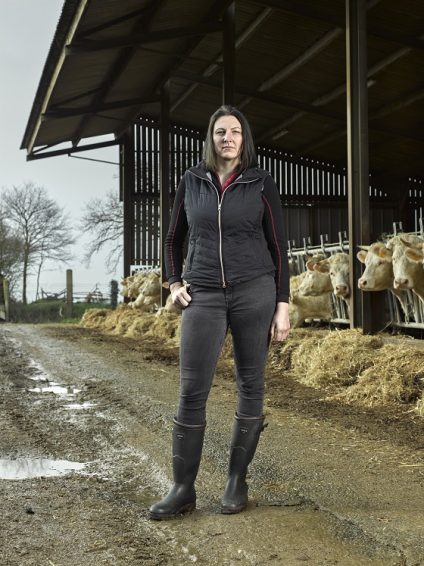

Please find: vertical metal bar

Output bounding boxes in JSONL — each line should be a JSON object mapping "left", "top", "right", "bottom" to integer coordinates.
{"left": 346, "top": 0, "right": 376, "bottom": 332}
{"left": 135, "top": 124, "right": 141, "bottom": 264}
{"left": 223, "top": 1, "right": 236, "bottom": 105}
{"left": 141, "top": 123, "right": 147, "bottom": 264}
{"left": 122, "top": 126, "right": 135, "bottom": 279}
{"left": 160, "top": 80, "right": 171, "bottom": 306}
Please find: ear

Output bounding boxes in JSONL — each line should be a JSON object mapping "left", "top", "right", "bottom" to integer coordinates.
{"left": 377, "top": 246, "right": 392, "bottom": 260}
{"left": 306, "top": 259, "right": 316, "bottom": 271}
{"left": 314, "top": 259, "right": 330, "bottom": 273}
{"left": 356, "top": 250, "right": 367, "bottom": 263}
{"left": 405, "top": 247, "right": 424, "bottom": 263}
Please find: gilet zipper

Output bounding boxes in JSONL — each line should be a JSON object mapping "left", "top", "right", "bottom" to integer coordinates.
{"left": 189, "top": 171, "right": 259, "bottom": 288}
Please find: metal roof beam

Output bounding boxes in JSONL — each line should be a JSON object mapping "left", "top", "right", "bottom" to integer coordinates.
{"left": 78, "top": 6, "right": 149, "bottom": 38}
{"left": 114, "top": 0, "right": 235, "bottom": 139}
{"left": 253, "top": 0, "right": 424, "bottom": 51}
{"left": 257, "top": 41, "right": 416, "bottom": 143}
{"left": 172, "top": 70, "right": 344, "bottom": 122}
{"left": 67, "top": 22, "right": 223, "bottom": 53}
{"left": 70, "top": 0, "right": 166, "bottom": 147}
{"left": 27, "top": 139, "right": 119, "bottom": 161}
{"left": 42, "top": 95, "right": 160, "bottom": 120}
{"left": 171, "top": 7, "right": 272, "bottom": 112}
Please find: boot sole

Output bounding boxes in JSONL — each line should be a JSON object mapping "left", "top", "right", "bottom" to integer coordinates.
{"left": 220, "top": 503, "right": 246, "bottom": 515}
{"left": 149, "top": 502, "right": 196, "bottom": 521}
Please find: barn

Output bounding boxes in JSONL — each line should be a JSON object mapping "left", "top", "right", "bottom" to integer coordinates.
{"left": 21, "top": 0, "right": 424, "bottom": 333}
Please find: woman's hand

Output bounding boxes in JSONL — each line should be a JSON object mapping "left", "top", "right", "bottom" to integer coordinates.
{"left": 170, "top": 282, "right": 192, "bottom": 308}
{"left": 270, "top": 302, "right": 290, "bottom": 342}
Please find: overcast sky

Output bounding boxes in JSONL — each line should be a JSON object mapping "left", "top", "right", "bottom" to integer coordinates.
{"left": 1, "top": 1, "right": 120, "bottom": 301}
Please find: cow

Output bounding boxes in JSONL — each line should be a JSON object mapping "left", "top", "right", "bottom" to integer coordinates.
{"left": 313, "top": 253, "right": 350, "bottom": 307}
{"left": 120, "top": 271, "right": 161, "bottom": 311}
{"left": 298, "top": 254, "right": 332, "bottom": 297}
{"left": 357, "top": 241, "right": 411, "bottom": 320}
{"left": 380, "top": 235, "right": 424, "bottom": 303}
{"left": 404, "top": 241, "right": 424, "bottom": 265}
{"left": 289, "top": 272, "right": 332, "bottom": 328}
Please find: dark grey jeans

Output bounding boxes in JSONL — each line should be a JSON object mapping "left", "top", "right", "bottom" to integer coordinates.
{"left": 177, "top": 274, "right": 276, "bottom": 425}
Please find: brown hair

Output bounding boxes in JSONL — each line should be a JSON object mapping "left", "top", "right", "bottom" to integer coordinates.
{"left": 202, "top": 105, "right": 257, "bottom": 171}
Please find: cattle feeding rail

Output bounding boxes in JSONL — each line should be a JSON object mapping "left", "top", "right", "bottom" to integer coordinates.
{"left": 288, "top": 221, "right": 424, "bottom": 331}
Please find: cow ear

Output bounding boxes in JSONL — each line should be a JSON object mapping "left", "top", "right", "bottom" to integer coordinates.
{"left": 377, "top": 246, "right": 391, "bottom": 259}
{"left": 405, "top": 248, "right": 424, "bottom": 263}
{"left": 314, "top": 260, "right": 330, "bottom": 273}
{"left": 306, "top": 260, "right": 316, "bottom": 271}
{"left": 356, "top": 250, "right": 367, "bottom": 263}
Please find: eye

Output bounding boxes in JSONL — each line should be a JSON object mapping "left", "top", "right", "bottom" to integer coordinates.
{"left": 330, "top": 271, "right": 335, "bottom": 276}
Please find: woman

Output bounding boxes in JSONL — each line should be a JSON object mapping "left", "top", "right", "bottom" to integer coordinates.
{"left": 149, "top": 105, "right": 290, "bottom": 520}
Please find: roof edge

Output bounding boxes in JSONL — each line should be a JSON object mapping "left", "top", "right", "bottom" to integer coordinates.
{"left": 20, "top": 0, "right": 83, "bottom": 151}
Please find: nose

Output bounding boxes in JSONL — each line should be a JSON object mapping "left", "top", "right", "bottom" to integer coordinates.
{"left": 358, "top": 278, "right": 367, "bottom": 288}
{"left": 394, "top": 278, "right": 408, "bottom": 288}
{"left": 335, "top": 284, "right": 349, "bottom": 296}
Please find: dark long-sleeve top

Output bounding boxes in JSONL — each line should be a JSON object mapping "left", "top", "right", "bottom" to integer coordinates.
{"left": 165, "top": 166, "right": 290, "bottom": 303}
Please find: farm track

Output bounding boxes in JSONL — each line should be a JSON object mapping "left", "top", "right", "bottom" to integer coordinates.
{"left": 1, "top": 323, "right": 423, "bottom": 566}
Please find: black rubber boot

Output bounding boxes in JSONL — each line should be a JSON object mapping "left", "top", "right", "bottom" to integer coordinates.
{"left": 149, "top": 419, "right": 206, "bottom": 520}
{"left": 221, "top": 415, "right": 267, "bottom": 514}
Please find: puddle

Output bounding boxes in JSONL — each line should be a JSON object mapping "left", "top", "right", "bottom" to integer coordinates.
{"left": 64, "top": 401, "right": 97, "bottom": 410}
{"left": 28, "top": 382, "right": 81, "bottom": 397}
{"left": 0, "top": 458, "right": 86, "bottom": 480}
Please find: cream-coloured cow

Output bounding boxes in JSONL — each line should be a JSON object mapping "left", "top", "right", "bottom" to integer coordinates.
{"left": 380, "top": 235, "right": 424, "bottom": 303}
{"left": 298, "top": 254, "right": 332, "bottom": 297}
{"left": 357, "top": 241, "right": 411, "bottom": 319}
{"left": 313, "top": 253, "right": 350, "bottom": 307}
{"left": 289, "top": 272, "right": 332, "bottom": 328}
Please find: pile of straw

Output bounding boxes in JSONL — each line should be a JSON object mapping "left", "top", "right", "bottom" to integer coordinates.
{"left": 81, "top": 308, "right": 424, "bottom": 415}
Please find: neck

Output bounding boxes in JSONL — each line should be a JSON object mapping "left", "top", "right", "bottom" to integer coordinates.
{"left": 215, "top": 159, "right": 239, "bottom": 182}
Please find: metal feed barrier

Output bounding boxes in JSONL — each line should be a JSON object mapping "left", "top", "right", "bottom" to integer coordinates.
{"left": 288, "top": 221, "right": 424, "bottom": 330}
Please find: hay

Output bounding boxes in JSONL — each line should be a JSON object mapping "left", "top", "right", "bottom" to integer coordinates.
{"left": 80, "top": 308, "right": 110, "bottom": 329}
{"left": 269, "top": 328, "right": 328, "bottom": 372}
{"left": 145, "top": 312, "right": 180, "bottom": 342}
{"left": 125, "top": 314, "right": 156, "bottom": 338}
{"left": 291, "top": 329, "right": 384, "bottom": 390}
{"left": 329, "top": 344, "right": 424, "bottom": 407}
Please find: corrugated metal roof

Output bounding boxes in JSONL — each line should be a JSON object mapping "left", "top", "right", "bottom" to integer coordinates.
{"left": 22, "top": 0, "right": 424, "bottom": 180}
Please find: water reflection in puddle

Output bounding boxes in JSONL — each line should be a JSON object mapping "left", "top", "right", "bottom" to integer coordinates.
{"left": 64, "top": 401, "right": 97, "bottom": 410}
{"left": 0, "top": 458, "right": 86, "bottom": 480}
{"left": 29, "top": 383, "right": 81, "bottom": 397}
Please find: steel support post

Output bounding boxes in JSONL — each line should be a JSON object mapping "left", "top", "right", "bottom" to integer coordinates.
{"left": 121, "top": 126, "right": 136, "bottom": 281}
{"left": 160, "top": 80, "right": 171, "bottom": 307}
{"left": 346, "top": 0, "right": 373, "bottom": 332}
{"left": 223, "top": 2, "right": 236, "bottom": 105}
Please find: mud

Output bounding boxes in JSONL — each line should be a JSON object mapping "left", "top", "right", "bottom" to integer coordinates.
{"left": 1, "top": 323, "right": 423, "bottom": 565}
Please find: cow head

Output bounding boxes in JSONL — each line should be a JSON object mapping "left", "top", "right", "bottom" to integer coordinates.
{"left": 298, "top": 255, "right": 332, "bottom": 296}
{"left": 386, "top": 235, "right": 424, "bottom": 290}
{"left": 314, "top": 253, "right": 350, "bottom": 298}
{"left": 357, "top": 242, "right": 394, "bottom": 291}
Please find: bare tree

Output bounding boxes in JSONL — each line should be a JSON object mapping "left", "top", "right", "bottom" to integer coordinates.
{"left": 1, "top": 183, "right": 75, "bottom": 304}
{"left": 80, "top": 189, "right": 123, "bottom": 273}
{"left": 0, "top": 209, "right": 23, "bottom": 295}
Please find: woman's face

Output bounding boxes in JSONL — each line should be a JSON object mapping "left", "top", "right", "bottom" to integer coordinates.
{"left": 212, "top": 115, "right": 243, "bottom": 167}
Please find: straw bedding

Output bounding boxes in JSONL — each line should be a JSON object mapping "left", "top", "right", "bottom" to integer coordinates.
{"left": 81, "top": 308, "right": 424, "bottom": 416}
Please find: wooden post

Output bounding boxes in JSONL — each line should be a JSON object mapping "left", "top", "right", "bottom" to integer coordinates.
{"left": 346, "top": 0, "right": 372, "bottom": 332}
{"left": 65, "top": 269, "right": 73, "bottom": 318}
{"left": 223, "top": 1, "right": 236, "bottom": 105}
{"left": 160, "top": 80, "right": 171, "bottom": 307}
{"left": 4, "top": 279, "right": 9, "bottom": 321}
{"left": 121, "top": 126, "right": 136, "bottom": 280}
